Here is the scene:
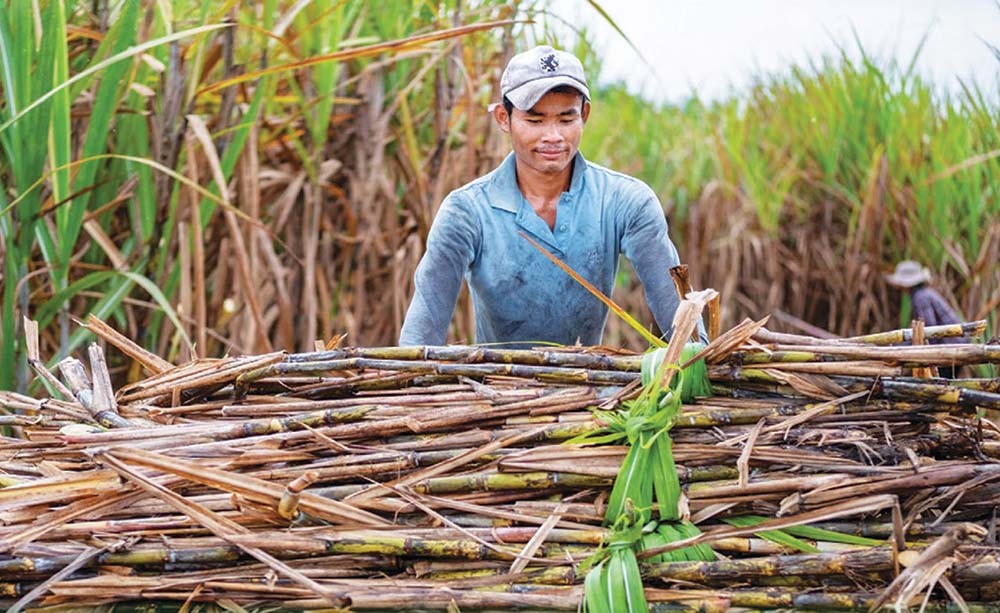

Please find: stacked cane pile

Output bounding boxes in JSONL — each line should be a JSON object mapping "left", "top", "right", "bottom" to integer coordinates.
{"left": 2, "top": 311, "right": 999, "bottom": 612}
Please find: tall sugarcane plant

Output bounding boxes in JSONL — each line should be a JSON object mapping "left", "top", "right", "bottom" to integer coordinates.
{"left": 0, "top": 0, "right": 526, "bottom": 393}
{"left": 0, "top": 0, "right": 246, "bottom": 390}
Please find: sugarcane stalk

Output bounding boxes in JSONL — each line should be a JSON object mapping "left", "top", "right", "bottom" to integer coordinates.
{"left": 646, "top": 546, "right": 1000, "bottom": 587}
{"left": 753, "top": 320, "right": 986, "bottom": 346}
{"left": 118, "top": 352, "right": 285, "bottom": 403}
{"left": 714, "top": 368, "right": 1000, "bottom": 410}
{"left": 85, "top": 314, "right": 173, "bottom": 375}
{"left": 315, "top": 471, "right": 612, "bottom": 500}
{"left": 686, "top": 472, "right": 853, "bottom": 500}
{"left": 797, "top": 520, "right": 980, "bottom": 539}
{"left": 847, "top": 320, "right": 986, "bottom": 345}
{"left": 0, "top": 414, "right": 56, "bottom": 427}
{"left": 5, "top": 544, "right": 107, "bottom": 613}
{"left": 56, "top": 357, "right": 131, "bottom": 428}
{"left": 745, "top": 360, "right": 903, "bottom": 376}
{"left": 98, "top": 447, "right": 388, "bottom": 526}
{"left": 346, "top": 425, "right": 556, "bottom": 505}
{"left": 277, "top": 471, "right": 318, "bottom": 521}
{"left": 644, "top": 545, "right": 883, "bottom": 583}
{"left": 254, "top": 357, "right": 640, "bottom": 386}
{"left": 226, "top": 531, "right": 587, "bottom": 562}
{"left": 0, "top": 470, "right": 121, "bottom": 505}
{"left": 0, "top": 391, "right": 91, "bottom": 421}
{"left": 85, "top": 343, "right": 133, "bottom": 428}
{"left": 910, "top": 319, "right": 936, "bottom": 379}
{"left": 218, "top": 386, "right": 545, "bottom": 417}
{"left": 707, "top": 587, "right": 1000, "bottom": 612}
{"left": 418, "top": 565, "right": 578, "bottom": 585}
{"left": 862, "top": 378, "right": 1000, "bottom": 410}
{"left": 298, "top": 587, "right": 583, "bottom": 611}
{"left": 285, "top": 345, "right": 643, "bottom": 372}
{"left": 707, "top": 293, "right": 721, "bottom": 341}
{"left": 767, "top": 342, "right": 1000, "bottom": 365}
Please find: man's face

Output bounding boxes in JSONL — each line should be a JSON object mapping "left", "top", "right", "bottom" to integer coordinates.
{"left": 494, "top": 90, "right": 590, "bottom": 177}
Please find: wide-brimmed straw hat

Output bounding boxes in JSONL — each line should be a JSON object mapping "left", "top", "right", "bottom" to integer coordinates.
{"left": 885, "top": 260, "right": 931, "bottom": 288}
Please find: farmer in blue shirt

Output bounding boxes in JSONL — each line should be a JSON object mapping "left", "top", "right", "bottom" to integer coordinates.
{"left": 400, "top": 45, "right": 690, "bottom": 347}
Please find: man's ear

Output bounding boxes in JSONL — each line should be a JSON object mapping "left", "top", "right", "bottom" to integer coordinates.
{"left": 492, "top": 104, "right": 511, "bottom": 133}
{"left": 581, "top": 100, "right": 591, "bottom": 124}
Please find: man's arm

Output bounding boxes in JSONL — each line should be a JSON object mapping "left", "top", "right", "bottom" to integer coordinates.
{"left": 929, "top": 291, "right": 962, "bottom": 327}
{"left": 619, "top": 184, "right": 706, "bottom": 342}
{"left": 399, "top": 196, "right": 479, "bottom": 346}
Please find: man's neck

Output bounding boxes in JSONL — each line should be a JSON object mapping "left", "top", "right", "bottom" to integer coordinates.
{"left": 513, "top": 158, "right": 574, "bottom": 229}
{"left": 514, "top": 159, "right": 573, "bottom": 202}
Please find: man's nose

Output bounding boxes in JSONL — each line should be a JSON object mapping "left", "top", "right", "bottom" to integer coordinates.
{"left": 540, "top": 122, "right": 562, "bottom": 140}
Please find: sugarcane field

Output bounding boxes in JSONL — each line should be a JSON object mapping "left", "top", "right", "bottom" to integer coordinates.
{"left": 2, "top": 1, "right": 1000, "bottom": 612}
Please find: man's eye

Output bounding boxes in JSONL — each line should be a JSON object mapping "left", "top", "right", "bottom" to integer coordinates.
{"left": 526, "top": 119, "right": 542, "bottom": 124}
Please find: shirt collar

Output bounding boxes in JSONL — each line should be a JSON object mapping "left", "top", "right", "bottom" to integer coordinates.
{"left": 487, "top": 151, "right": 588, "bottom": 212}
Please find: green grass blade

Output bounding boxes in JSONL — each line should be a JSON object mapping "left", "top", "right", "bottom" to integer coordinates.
{"left": 43, "top": 0, "right": 71, "bottom": 229}
{"left": 1, "top": 207, "right": 17, "bottom": 390}
{"left": 722, "top": 516, "right": 820, "bottom": 553}
{"left": 654, "top": 522, "right": 684, "bottom": 562}
{"left": 638, "top": 530, "right": 669, "bottom": 564}
{"left": 59, "top": 0, "right": 141, "bottom": 267}
{"left": 676, "top": 520, "right": 716, "bottom": 561}
{"left": 582, "top": 560, "right": 612, "bottom": 613}
{"left": 616, "top": 547, "right": 648, "bottom": 612}
{"left": 604, "top": 547, "right": 624, "bottom": 611}
{"left": 604, "top": 442, "right": 649, "bottom": 525}
{"left": 650, "top": 437, "right": 680, "bottom": 521}
{"left": 734, "top": 515, "right": 883, "bottom": 546}
{"left": 0, "top": 23, "right": 231, "bottom": 136}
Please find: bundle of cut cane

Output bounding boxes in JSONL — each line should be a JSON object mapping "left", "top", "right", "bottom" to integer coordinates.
{"left": 2, "top": 306, "right": 999, "bottom": 612}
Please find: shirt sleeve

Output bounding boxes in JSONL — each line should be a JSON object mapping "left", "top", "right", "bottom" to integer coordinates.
{"left": 399, "top": 195, "right": 479, "bottom": 346}
{"left": 912, "top": 287, "right": 960, "bottom": 328}
{"left": 929, "top": 290, "right": 962, "bottom": 327}
{"left": 618, "top": 182, "right": 706, "bottom": 342}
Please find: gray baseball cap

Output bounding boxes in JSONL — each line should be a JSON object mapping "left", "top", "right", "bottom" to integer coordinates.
{"left": 497, "top": 45, "right": 590, "bottom": 111}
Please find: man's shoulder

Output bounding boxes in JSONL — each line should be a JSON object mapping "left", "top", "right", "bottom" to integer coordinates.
{"left": 450, "top": 172, "right": 496, "bottom": 200}
{"left": 581, "top": 158, "right": 655, "bottom": 196}
{"left": 447, "top": 158, "right": 515, "bottom": 200}
{"left": 913, "top": 285, "right": 945, "bottom": 302}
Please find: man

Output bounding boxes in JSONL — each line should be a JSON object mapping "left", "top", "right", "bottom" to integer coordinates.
{"left": 399, "top": 44, "right": 690, "bottom": 347}
{"left": 885, "top": 259, "right": 968, "bottom": 377}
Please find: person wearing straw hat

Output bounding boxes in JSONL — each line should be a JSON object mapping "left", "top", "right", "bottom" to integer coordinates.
{"left": 400, "top": 45, "right": 697, "bottom": 347}
{"left": 885, "top": 260, "right": 967, "bottom": 377}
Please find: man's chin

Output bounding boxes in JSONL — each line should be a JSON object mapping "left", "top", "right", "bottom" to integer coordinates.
{"left": 535, "top": 156, "right": 571, "bottom": 172}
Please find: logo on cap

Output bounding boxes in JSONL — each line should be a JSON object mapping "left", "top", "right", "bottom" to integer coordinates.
{"left": 539, "top": 53, "right": 559, "bottom": 73}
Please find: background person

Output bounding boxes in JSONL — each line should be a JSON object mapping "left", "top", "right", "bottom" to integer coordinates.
{"left": 885, "top": 259, "right": 968, "bottom": 377}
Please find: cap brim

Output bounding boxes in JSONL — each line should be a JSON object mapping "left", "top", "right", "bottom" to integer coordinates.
{"left": 505, "top": 76, "right": 590, "bottom": 111}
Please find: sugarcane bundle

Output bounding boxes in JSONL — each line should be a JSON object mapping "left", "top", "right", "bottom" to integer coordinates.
{"left": 1, "top": 310, "right": 999, "bottom": 612}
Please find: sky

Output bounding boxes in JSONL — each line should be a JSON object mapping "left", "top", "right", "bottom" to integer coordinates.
{"left": 545, "top": 0, "right": 1000, "bottom": 104}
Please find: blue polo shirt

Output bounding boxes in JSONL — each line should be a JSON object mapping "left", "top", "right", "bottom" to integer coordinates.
{"left": 399, "top": 152, "right": 686, "bottom": 347}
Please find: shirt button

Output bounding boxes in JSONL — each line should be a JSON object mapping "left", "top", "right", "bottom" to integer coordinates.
{"left": 559, "top": 224, "right": 567, "bottom": 232}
